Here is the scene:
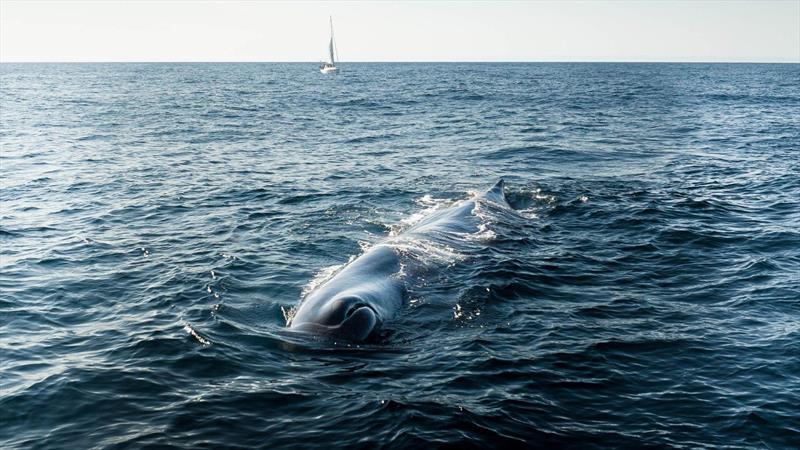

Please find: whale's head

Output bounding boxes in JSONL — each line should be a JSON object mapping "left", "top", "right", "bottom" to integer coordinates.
{"left": 289, "top": 294, "right": 380, "bottom": 342}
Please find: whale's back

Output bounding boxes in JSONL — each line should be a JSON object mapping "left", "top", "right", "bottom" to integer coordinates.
{"left": 406, "top": 179, "right": 509, "bottom": 237}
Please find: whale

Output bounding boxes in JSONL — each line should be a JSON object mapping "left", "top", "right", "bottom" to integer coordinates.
{"left": 287, "top": 179, "right": 510, "bottom": 342}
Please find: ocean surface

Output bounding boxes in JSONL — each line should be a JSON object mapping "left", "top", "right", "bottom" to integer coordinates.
{"left": 1, "top": 62, "right": 798, "bottom": 449}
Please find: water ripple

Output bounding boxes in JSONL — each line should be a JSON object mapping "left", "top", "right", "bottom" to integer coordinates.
{"left": 1, "top": 62, "right": 798, "bottom": 449}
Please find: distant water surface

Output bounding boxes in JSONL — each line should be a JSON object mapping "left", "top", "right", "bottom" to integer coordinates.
{"left": 1, "top": 63, "right": 799, "bottom": 449}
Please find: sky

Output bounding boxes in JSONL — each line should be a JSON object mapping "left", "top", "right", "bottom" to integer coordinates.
{"left": 1, "top": 1, "right": 798, "bottom": 63}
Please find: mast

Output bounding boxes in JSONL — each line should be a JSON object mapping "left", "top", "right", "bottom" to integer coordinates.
{"left": 328, "top": 16, "right": 336, "bottom": 65}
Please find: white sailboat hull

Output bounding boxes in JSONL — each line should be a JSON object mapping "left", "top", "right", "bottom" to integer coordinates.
{"left": 320, "top": 66, "right": 338, "bottom": 74}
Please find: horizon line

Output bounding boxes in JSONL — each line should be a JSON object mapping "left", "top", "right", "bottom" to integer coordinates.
{"left": 2, "top": 60, "right": 798, "bottom": 64}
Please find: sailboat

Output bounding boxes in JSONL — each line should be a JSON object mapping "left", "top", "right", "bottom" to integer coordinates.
{"left": 320, "top": 16, "right": 339, "bottom": 74}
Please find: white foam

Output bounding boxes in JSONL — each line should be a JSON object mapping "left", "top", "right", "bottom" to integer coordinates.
{"left": 453, "top": 302, "right": 481, "bottom": 321}
{"left": 465, "top": 201, "right": 498, "bottom": 242}
{"left": 466, "top": 222, "right": 497, "bottom": 242}
{"left": 390, "top": 237, "right": 462, "bottom": 267}
{"left": 415, "top": 194, "right": 437, "bottom": 206}
{"left": 182, "top": 322, "right": 211, "bottom": 346}
{"left": 516, "top": 187, "right": 556, "bottom": 219}
{"left": 357, "top": 240, "right": 373, "bottom": 253}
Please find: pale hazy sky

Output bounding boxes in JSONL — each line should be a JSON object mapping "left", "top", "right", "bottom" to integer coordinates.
{"left": 1, "top": 1, "right": 798, "bottom": 63}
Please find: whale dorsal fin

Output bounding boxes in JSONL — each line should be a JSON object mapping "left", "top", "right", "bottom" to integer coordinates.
{"left": 483, "top": 178, "right": 508, "bottom": 205}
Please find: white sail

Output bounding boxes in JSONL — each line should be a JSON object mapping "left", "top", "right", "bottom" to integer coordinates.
{"left": 320, "top": 16, "right": 339, "bottom": 73}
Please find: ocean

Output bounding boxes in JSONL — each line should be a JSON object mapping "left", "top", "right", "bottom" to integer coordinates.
{"left": 1, "top": 62, "right": 798, "bottom": 449}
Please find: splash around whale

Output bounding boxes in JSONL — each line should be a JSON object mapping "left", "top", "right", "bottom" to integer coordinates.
{"left": 287, "top": 179, "right": 511, "bottom": 342}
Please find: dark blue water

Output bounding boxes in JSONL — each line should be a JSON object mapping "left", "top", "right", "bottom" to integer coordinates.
{"left": 1, "top": 63, "right": 798, "bottom": 449}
